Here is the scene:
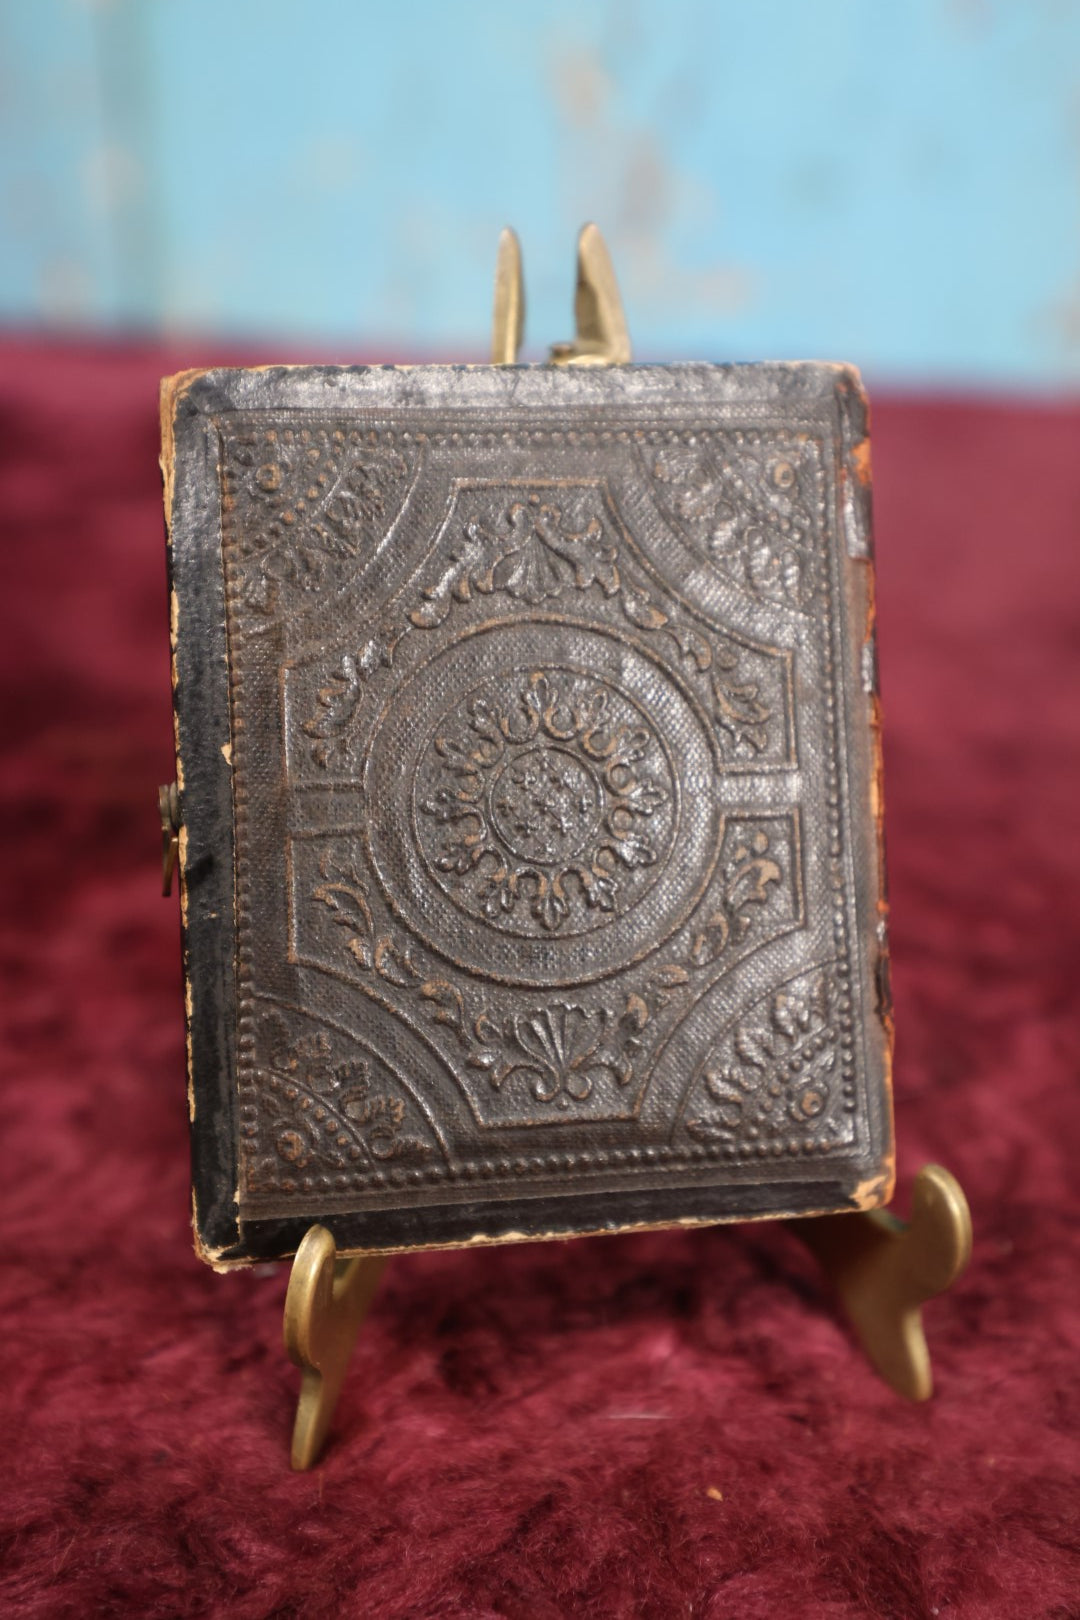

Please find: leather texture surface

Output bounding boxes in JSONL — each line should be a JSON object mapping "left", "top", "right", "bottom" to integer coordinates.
{"left": 165, "top": 363, "right": 892, "bottom": 1261}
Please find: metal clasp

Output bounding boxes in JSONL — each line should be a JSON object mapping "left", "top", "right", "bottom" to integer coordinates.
{"left": 159, "top": 781, "right": 181, "bottom": 897}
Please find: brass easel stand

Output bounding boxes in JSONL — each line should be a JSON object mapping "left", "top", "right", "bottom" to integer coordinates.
{"left": 283, "top": 1230, "right": 387, "bottom": 1470}
{"left": 258, "top": 225, "right": 972, "bottom": 1466}
{"left": 285, "top": 1164, "right": 972, "bottom": 1470}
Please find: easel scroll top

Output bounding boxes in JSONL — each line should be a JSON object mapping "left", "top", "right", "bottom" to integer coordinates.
{"left": 492, "top": 222, "right": 632, "bottom": 367}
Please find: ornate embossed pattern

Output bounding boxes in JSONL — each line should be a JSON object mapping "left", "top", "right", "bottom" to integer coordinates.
{"left": 474, "top": 1003, "right": 635, "bottom": 1104}
{"left": 637, "top": 430, "right": 823, "bottom": 610}
{"left": 409, "top": 488, "right": 620, "bottom": 621}
{"left": 297, "top": 485, "right": 788, "bottom": 774}
{"left": 683, "top": 970, "right": 855, "bottom": 1159}
{"left": 221, "top": 423, "right": 417, "bottom": 614}
{"left": 415, "top": 667, "right": 674, "bottom": 935}
{"left": 298, "top": 815, "right": 799, "bottom": 1135}
{"left": 240, "top": 1012, "right": 436, "bottom": 1200}
{"left": 208, "top": 392, "right": 877, "bottom": 1225}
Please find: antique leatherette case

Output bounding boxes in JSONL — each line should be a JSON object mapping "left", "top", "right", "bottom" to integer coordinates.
{"left": 163, "top": 362, "right": 893, "bottom": 1266}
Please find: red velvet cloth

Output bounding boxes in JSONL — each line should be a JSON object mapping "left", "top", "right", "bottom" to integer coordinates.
{"left": 1, "top": 339, "right": 1078, "bottom": 1619}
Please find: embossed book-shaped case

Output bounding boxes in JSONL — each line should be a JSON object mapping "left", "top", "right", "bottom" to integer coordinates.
{"left": 167, "top": 357, "right": 890, "bottom": 1255}
{"left": 161, "top": 231, "right": 970, "bottom": 1466}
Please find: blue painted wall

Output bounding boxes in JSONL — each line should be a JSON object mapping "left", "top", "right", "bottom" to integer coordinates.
{"left": 2, "top": 0, "right": 1079, "bottom": 384}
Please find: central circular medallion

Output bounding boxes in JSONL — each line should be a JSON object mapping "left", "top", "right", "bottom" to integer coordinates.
{"left": 412, "top": 666, "right": 677, "bottom": 941}
{"left": 363, "top": 622, "right": 720, "bottom": 988}
{"left": 488, "top": 746, "right": 602, "bottom": 864}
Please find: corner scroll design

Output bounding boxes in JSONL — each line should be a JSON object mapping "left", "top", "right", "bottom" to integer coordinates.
{"left": 684, "top": 971, "right": 852, "bottom": 1154}
{"left": 242, "top": 1012, "right": 435, "bottom": 1194}
{"left": 222, "top": 424, "right": 417, "bottom": 617}
{"left": 638, "top": 433, "right": 823, "bottom": 612}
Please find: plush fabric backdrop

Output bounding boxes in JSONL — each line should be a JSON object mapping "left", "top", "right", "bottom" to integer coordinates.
{"left": 1, "top": 340, "right": 1077, "bottom": 1619}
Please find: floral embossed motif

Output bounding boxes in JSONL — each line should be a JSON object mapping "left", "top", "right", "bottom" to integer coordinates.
{"left": 247, "top": 1016, "right": 432, "bottom": 1184}
{"left": 415, "top": 669, "right": 674, "bottom": 935}
{"left": 410, "top": 490, "right": 620, "bottom": 625}
{"left": 409, "top": 483, "right": 778, "bottom": 759}
{"left": 298, "top": 482, "right": 783, "bottom": 771}
{"left": 307, "top": 850, "right": 652, "bottom": 1114}
{"left": 642, "top": 436, "right": 820, "bottom": 611}
{"left": 223, "top": 425, "right": 414, "bottom": 614}
{"left": 468, "top": 1002, "right": 640, "bottom": 1105}
{"left": 312, "top": 853, "right": 420, "bottom": 987}
{"left": 686, "top": 974, "right": 841, "bottom": 1150}
{"left": 634, "top": 822, "right": 790, "bottom": 1011}
{"left": 301, "top": 632, "right": 406, "bottom": 769}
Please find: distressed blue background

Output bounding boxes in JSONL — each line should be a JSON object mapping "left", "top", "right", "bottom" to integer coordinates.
{"left": 2, "top": 0, "right": 1079, "bottom": 383}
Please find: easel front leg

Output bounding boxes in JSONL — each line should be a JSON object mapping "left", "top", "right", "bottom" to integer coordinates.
{"left": 790, "top": 1163, "right": 972, "bottom": 1400}
{"left": 793, "top": 1159, "right": 971, "bottom": 1399}
{"left": 283, "top": 1226, "right": 387, "bottom": 1470}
